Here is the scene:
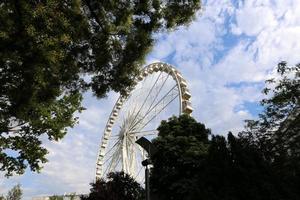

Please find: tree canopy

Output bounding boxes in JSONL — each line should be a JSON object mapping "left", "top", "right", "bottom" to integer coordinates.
{"left": 0, "top": 184, "right": 22, "bottom": 200}
{"left": 242, "top": 62, "right": 299, "bottom": 157}
{"left": 150, "top": 115, "right": 211, "bottom": 200}
{"left": 240, "top": 62, "right": 300, "bottom": 197}
{"left": 82, "top": 171, "right": 144, "bottom": 200}
{"left": 150, "top": 114, "right": 299, "bottom": 200}
{"left": 0, "top": 0, "right": 202, "bottom": 176}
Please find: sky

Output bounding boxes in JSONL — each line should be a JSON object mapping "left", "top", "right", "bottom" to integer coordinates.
{"left": 1, "top": 0, "right": 300, "bottom": 199}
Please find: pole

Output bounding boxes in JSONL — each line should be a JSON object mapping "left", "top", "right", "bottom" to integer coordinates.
{"left": 145, "top": 165, "right": 150, "bottom": 200}
{"left": 136, "top": 137, "right": 157, "bottom": 200}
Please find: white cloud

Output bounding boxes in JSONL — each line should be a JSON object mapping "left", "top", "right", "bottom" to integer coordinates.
{"left": 254, "top": 26, "right": 300, "bottom": 66}
{"left": 211, "top": 41, "right": 264, "bottom": 84}
{"left": 232, "top": 4, "right": 277, "bottom": 36}
{"left": 232, "top": 0, "right": 300, "bottom": 67}
{"left": 77, "top": 106, "right": 106, "bottom": 130}
{"left": 150, "top": 0, "right": 234, "bottom": 68}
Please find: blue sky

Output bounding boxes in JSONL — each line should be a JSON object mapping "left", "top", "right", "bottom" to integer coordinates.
{"left": 2, "top": 0, "right": 300, "bottom": 199}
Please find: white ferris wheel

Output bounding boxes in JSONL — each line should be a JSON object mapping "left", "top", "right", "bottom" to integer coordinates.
{"left": 95, "top": 62, "right": 193, "bottom": 181}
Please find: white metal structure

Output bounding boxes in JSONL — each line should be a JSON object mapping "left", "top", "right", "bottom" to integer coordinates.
{"left": 95, "top": 62, "right": 193, "bottom": 180}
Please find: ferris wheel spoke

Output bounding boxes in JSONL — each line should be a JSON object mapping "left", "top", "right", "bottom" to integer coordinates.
{"left": 134, "top": 132, "right": 157, "bottom": 137}
{"left": 102, "top": 139, "right": 121, "bottom": 158}
{"left": 139, "top": 73, "right": 171, "bottom": 120}
{"left": 130, "top": 129, "right": 158, "bottom": 134}
{"left": 141, "top": 176, "right": 145, "bottom": 185}
{"left": 137, "top": 70, "right": 160, "bottom": 101}
{"left": 134, "top": 144, "right": 147, "bottom": 180}
{"left": 129, "top": 138, "right": 137, "bottom": 173}
{"left": 127, "top": 71, "right": 163, "bottom": 129}
{"left": 142, "top": 84, "right": 178, "bottom": 117}
{"left": 102, "top": 150, "right": 118, "bottom": 167}
{"left": 103, "top": 141, "right": 122, "bottom": 166}
{"left": 121, "top": 72, "right": 169, "bottom": 132}
{"left": 107, "top": 145, "right": 124, "bottom": 174}
{"left": 139, "top": 93, "right": 179, "bottom": 131}
{"left": 130, "top": 130, "right": 158, "bottom": 137}
{"left": 144, "top": 73, "right": 170, "bottom": 110}
{"left": 135, "top": 71, "right": 163, "bottom": 113}
{"left": 106, "top": 147, "right": 122, "bottom": 175}
{"left": 135, "top": 144, "right": 147, "bottom": 171}
{"left": 109, "top": 135, "right": 120, "bottom": 139}
{"left": 134, "top": 164, "right": 144, "bottom": 180}
{"left": 130, "top": 84, "right": 178, "bottom": 130}
{"left": 123, "top": 136, "right": 137, "bottom": 174}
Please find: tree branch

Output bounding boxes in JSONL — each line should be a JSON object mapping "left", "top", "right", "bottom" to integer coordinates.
{"left": 83, "top": 0, "right": 108, "bottom": 34}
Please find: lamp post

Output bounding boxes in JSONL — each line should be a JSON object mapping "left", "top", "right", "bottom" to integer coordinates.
{"left": 136, "top": 137, "right": 158, "bottom": 200}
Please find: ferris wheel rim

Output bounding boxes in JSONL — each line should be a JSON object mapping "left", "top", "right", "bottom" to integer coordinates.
{"left": 95, "top": 62, "right": 193, "bottom": 179}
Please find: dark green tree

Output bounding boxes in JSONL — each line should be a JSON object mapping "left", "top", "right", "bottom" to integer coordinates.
{"left": 49, "top": 195, "right": 64, "bottom": 200}
{"left": 198, "top": 133, "right": 292, "bottom": 200}
{"left": 150, "top": 115, "right": 211, "bottom": 200}
{"left": 0, "top": 0, "right": 202, "bottom": 176}
{"left": 82, "top": 171, "right": 144, "bottom": 200}
{"left": 4, "top": 184, "right": 22, "bottom": 200}
{"left": 240, "top": 62, "right": 300, "bottom": 195}
{"left": 150, "top": 115, "right": 298, "bottom": 200}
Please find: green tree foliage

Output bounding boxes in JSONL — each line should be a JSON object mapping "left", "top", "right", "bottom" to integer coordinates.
{"left": 242, "top": 62, "right": 299, "bottom": 158}
{"left": 150, "top": 115, "right": 299, "bottom": 200}
{"left": 200, "top": 133, "right": 291, "bottom": 200}
{"left": 3, "top": 184, "right": 22, "bottom": 200}
{"left": 49, "top": 195, "right": 64, "bottom": 200}
{"left": 240, "top": 62, "right": 300, "bottom": 197}
{"left": 0, "top": 0, "right": 201, "bottom": 176}
{"left": 150, "top": 115, "right": 211, "bottom": 200}
{"left": 82, "top": 171, "right": 144, "bottom": 200}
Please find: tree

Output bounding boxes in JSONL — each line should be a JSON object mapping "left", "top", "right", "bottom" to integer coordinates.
{"left": 242, "top": 62, "right": 299, "bottom": 155}
{"left": 240, "top": 62, "right": 300, "bottom": 195}
{"left": 3, "top": 184, "right": 22, "bottom": 200}
{"left": 82, "top": 171, "right": 144, "bottom": 200}
{"left": 150, "top": 115, "right": 211, "bottom": 200}
{"left": 199, "top": 133, "right": 294, "bottom": 200}
{"left": 150, "top": 115, "right": 298, "bottom": 200}
{"left": 0, "top": 0, "right": 202, "bottom": 176}
{"left": 49, "top": 195, "right": 64, "bottom": 200}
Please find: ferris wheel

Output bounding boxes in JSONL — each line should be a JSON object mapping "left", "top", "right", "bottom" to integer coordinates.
{"left": 95, "top": 62, "right": 193, "bottom": 180}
